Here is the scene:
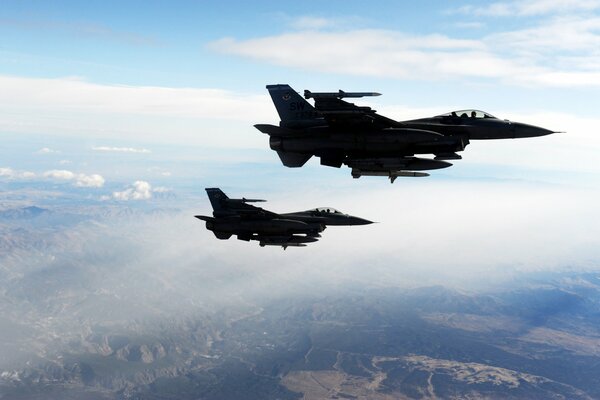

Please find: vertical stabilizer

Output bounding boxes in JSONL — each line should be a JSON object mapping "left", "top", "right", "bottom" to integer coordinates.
{"left": 266, "top": 84, "right": 320, "bottom": 122}
{"left": 205, "top": 188, "right": 229, "bottom": 213}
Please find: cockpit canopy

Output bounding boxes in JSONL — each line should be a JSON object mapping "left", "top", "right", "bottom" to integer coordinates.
{"left": 311, "top": 207, "right": 343, "bottom": 214}
{"left": 437, "top": 110, "right": 497, "bottom": 119}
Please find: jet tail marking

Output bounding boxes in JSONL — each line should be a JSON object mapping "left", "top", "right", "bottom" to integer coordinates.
{"left": 205, "top": 188, "right": 229, "bottom": 213}
{"left": 266, "top": 84, "right": 320, "bottom": 122}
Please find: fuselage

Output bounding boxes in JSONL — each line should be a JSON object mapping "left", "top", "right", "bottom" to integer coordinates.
{"left": 268, "top": 112, "right": 553, "bottom": 160}
{"left": 403, "top": 113, "right": 554, "bottom": 140}
{"left": 268, "top": 126, "right": 466, "bottom": 159}
{"left": 281, "top": 208, "right": 373, "bottom": 226}
{"left": 204, "top": 216, "right": 324, "bottom": 236}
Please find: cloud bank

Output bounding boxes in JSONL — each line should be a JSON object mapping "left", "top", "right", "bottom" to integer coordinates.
{"left": 211, "top": 10, "right": 600, "bottom": 87}
{"left": 43, "top": 169, "right": 105, "bottom": 188}
{"left": 110, "top": 180, "right": 166, "bottom": 201}
{"left": 92, "top": 146, "right": 151, "bottom": 154}
{"left": 35, "top": 147, "right": 58, "bottom": 154}
{"left": 0, "top": 167, "right": 35, "bottom": 180}
{"left": 0, "top": 167, "right": 104, "bottom": 188}
{"left": 0, "top": 75, "right": 272, "bottom": 147}
{"left": 455, "top": 0, "right": 600, "bottom": 16}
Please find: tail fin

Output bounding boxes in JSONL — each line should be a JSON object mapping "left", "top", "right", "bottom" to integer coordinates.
{"left": 205, "top": 188, "right": 229, "bottom": 213}
{"left": 266, "top": 84, "right": 320, "bottom": 123}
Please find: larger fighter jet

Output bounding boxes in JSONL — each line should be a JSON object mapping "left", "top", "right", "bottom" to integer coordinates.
{"left": 255, "top": 84, "right": 557, "bottom": 182}
{"left": 195, "top": 188, "right": 372, "bottom": 249}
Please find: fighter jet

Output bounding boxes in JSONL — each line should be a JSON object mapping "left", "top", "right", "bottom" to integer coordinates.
{"left": 255, "top": 84, "right": 557, "bottom": 182}
{"left": 195, "top": 188, "right": 373, "bottom": 249}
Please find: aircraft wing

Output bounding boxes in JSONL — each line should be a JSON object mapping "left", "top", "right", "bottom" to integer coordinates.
{"left": 312, "top": 97, "right": 403, "bottom": 130}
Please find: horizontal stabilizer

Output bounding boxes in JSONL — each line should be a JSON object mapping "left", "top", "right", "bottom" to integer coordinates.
{"left": 195, "top": 215, "right": 214, "bottom": 222}
{"left": 277, "top": 151, "right": 312, "bottom": 167}
{"left": 254, "top": 124, "right": 295, "bottom": 136}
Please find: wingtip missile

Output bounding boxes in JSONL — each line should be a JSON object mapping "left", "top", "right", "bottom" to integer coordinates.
{"left": 223, "top": 197, "right": 266, "bottom": 205}
{"left": 304, "top": 89, "right": 381, "bottom": 100}
{"left": 241, "top": 197, "right": 266, "bottom": 203}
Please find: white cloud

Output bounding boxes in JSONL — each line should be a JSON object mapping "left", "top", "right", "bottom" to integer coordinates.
{"left": 74, "top": 174, "right": 105, "bottom": 188}
{"left": 92, "top": 146, "right": 151, "bottom": 154}
{"left": 147, "top": 166, "right": 172, "bottom": 177}
{"left": 111, "top": 181, "right": 172, "bottom": 200}
{"left": 43, "top": 169, "right": 105, "bottom": 188}
{"left": 210, "top": 31, "right": 497, "bottom": 80}
{"left": 0, "top": 167, "right": 35, "bottom": 179}
{"left": 456, "top": 0, "right": 600, "bottom": 16}
{"left": 112, "top": 180, "right": 153, "bottom": 201}
{"left": 43, "top": 169, "right": 75, "bottom": 180}
{"left": 35, "top": 147, "right": 58, "bottom": 154}
{"left": 0, "top": 75, "right": 273, "bottom": 148}
{"left": 210, "top": 14, "right": 600, "bottom": 87}
{"left": 490, "top": 15, "right": 600, "bottom": 51}
{"left": 2, "top": 167, "right": 104, "bottom": 187}
{"left": 59, "top": 160, "right": 71, "bottom": 165}
{"left": 0, "top": 75, "right": 269, "bottom": 120}
{"left": 262, "top": 181, "right": 600, "bottom": 283}
{"left": 0, "top": 18, "right": 161, "bottom": 46}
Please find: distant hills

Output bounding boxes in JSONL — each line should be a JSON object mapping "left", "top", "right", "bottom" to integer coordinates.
{"left": 0, "top": 206, "right": 49, "bottom": 220}
{"left": 2, "top": 206, "right": 600, "bottom": 399}
{"left": 2, "top": 275, "right": 600, "bottom": 399}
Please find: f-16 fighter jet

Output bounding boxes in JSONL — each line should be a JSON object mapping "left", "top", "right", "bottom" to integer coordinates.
{"left": 195, "top": 188, "right": 373, "bottom": 249}
{"left": 255, "top": 84, "right": 556, "bottom": 182}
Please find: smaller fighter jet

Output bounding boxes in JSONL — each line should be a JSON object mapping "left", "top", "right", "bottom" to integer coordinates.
{"left": 195, "top": 188, "right": 373, "bottom": 249}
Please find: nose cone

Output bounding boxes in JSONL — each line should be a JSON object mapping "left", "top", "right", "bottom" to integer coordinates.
{"left": 514, "top": 122, "right": 556, "bottom": 138}
{"left": 348, "top": 216, "right": 374, "bottom": 225}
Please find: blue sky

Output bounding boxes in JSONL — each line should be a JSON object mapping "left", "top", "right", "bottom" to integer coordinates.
{"left": 2, "top": 0, "right": 599, "bottom": 101}
{"left": 1, "top": 0, "right": 600, "bottom": 270}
